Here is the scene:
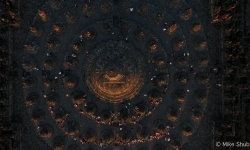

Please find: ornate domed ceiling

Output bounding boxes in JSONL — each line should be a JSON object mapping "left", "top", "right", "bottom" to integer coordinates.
{"left": 21, "top": 0, "right": 211, "bottom": 149}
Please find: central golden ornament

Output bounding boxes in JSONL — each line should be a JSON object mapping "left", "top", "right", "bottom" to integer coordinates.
{"left": 85, "top": 40, "right": 145, "bottom": 103}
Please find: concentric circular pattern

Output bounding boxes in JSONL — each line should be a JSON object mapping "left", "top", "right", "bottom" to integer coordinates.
{"left": 23, "top": 0, "right": 209, "bottom": 149}
{"left": 85, "top": 40, "right": 145, "bottom": 103}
